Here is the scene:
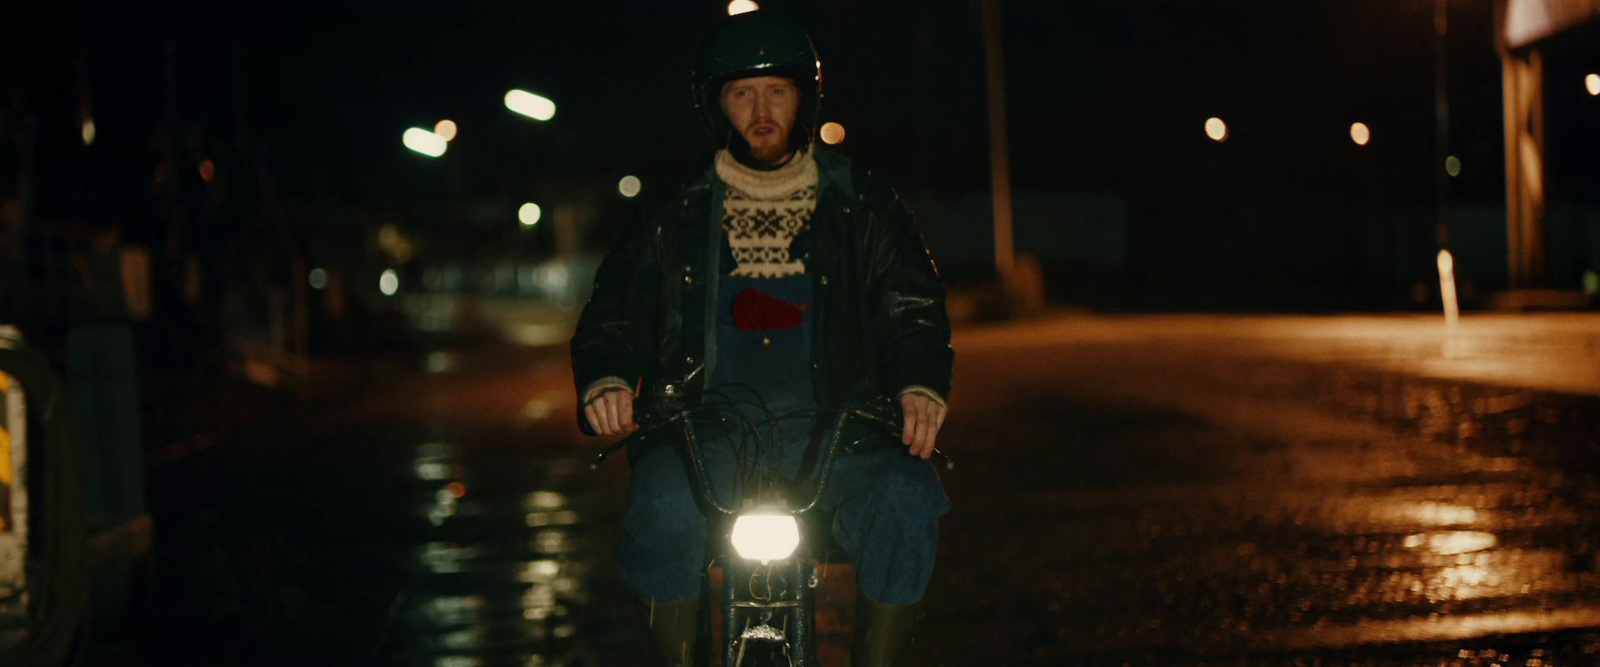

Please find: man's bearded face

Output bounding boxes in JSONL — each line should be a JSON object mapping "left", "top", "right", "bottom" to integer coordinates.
{"left": 720, "top": 75, "right": 801, "bottom": 165}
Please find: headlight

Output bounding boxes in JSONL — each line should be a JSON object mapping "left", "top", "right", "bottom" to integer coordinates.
{"left": 730, "top": 513, "right": 800, "bottom": 563}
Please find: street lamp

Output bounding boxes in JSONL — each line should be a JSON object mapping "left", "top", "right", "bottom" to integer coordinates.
{"left": 434, "top": 120, "right": 458, "bottom": 141}
{"left": 1350, "top": 122, "right": 1371, "bottom": 146}
{"left": 505, "top": 90, "right": 557, "bottom": 121}
{"left": 1204, "top": 117, "right": 1228, "bottom": 142}
{"left": 618, "top": 176, "right": 642, "bottom": 198}
{"left": 1587, "top": 73, "right": 1599, "bottom": 96}
{"left": 519, "top": 203, "right": 542, "bottom": 226}
{"left": 380, "top": 269, "right": 400, "bottom": 296}
{"left": 728, "top": 1, "right": 759, "bottom": 15}
{"left": 403, "top": 128, "right": 448, "bottom": 157}
{"left": 819, "top": 122, "right": 846, "bottom": 145}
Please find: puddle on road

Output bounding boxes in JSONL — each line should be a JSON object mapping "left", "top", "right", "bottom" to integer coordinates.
{"left": 374, "top": 440, "right": 633, "bottom": 666}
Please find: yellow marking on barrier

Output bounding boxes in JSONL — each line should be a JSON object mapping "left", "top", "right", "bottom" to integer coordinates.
{"left": 1, "top": 370, "right": 15, "bottom": 531}
{"left": 0, "top": 424, "right": 11, "bottom": 487}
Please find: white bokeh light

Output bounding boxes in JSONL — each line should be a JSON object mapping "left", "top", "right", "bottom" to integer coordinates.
{"left": 1350, "top": 122, "right": 1371, "bottom": 146}
{"left": 505, "top": 90, "right": 556, "bottom": 121}
{"left": 403, "top": 128, "right": 448, "bottom": 157}
{"left": 1205, "top": 117, "right": 1228, "bottom": 142}
{"left": 618, "top": 175, "right": 642, "bottom": 198}
{"left": 518, "top": 203, "right": 542, "bottom": 226}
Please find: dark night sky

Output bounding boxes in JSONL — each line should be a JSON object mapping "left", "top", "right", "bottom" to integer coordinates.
{"left": 51, "top": 0, "right": 1537, "bottom": 202}
{"left": 7, "top": 0, "right": 1599, "bottom": 309}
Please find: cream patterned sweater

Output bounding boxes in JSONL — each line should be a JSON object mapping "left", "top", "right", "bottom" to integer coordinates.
{"left": 714, "top": 148, "right": 819, "bottom": 278}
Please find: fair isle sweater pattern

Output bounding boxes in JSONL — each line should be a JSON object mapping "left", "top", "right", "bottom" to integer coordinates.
{"left": 715, "top": 149, "right": 820, "bottom": 279}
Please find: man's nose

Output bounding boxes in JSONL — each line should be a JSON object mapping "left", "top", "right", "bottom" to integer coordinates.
{"left": 752, "top": 94, "right": 771, "bottom": 121}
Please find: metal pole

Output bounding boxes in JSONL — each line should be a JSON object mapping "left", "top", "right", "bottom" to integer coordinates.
{"left": 980, "top": 0, "right": 1015, "bottom": 280}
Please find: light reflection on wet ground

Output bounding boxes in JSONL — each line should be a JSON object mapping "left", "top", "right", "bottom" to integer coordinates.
{"left": 367, "top": 435, "right": 634, "bottom": 666}
{"left": 133, "top": 390, "right": 646, "bottom": 666}
{"left": 117, "top": 329, "right": 1600, "bottom": 666}
{"left": 921, "top": 334, "right": 1600, "bottom": 666}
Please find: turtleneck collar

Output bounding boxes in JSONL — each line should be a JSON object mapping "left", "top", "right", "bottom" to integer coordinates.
{"left": 715, "top": 146, "right": 818, "bottom": 199}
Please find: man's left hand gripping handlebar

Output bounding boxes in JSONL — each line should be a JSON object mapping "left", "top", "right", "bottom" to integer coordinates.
{"left": 898, "top": 391, "right": 946, "bottom": 460}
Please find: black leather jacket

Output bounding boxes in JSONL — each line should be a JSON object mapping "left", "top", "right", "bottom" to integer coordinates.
{"left": 571, "top": 148, "right": 953, "bottom": 435}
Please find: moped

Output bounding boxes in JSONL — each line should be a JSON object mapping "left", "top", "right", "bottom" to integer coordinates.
{"left": 591, "top": 382, "right": 951, "bottom": 667}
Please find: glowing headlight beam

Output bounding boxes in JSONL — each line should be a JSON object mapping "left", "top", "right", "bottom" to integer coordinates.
{"left": 505, "top": 89, "right": 557, "bottom": 121}
{"left": 730, "top": 513, "right": 800, "bottom": 563}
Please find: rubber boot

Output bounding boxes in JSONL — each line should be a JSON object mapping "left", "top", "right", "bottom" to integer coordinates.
{"left": 649, "top": 594, "right": 700, "bottom": 667}
{"left": 846, "top": 593, "right": 921, "bottom": 667}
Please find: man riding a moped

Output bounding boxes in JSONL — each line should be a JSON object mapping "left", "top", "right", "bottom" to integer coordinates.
{"left": 572, "top": 12, "right": 954, "bottom": 666}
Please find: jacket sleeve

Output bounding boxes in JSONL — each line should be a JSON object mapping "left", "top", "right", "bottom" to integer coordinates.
{"left": 570, "top": 210, "right": 660, "bottom": 434}
{"left": 867, "top": 185, "right": 955, "bottom": 401}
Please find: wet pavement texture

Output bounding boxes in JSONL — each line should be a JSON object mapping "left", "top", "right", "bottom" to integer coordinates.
{"left": 92, "top": 318, "right": 1600, "bottom": 666}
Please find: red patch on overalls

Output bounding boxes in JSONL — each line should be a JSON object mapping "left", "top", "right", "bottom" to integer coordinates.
{"left": 733, "top": 287, "right": 811, "bottom": 331}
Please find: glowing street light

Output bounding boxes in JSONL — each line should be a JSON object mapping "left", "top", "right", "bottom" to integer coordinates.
{"left": 403, "top": 128, "right": 448, "bottom": 157}
{"left": 1204, "top": 117, "right": 1228, "bottom": 142}
{"left": 618, "top": 175, "right": 642, "bottom": 198}
{"left": 434, "top": 119, "right": 458, "bottom": 141}
{"left": 81, "top": 118, "right": 96, "bottom": 146}
{"left": 728, "top": 0, "right": 759, "bottom": 15}
{"left": 1350, "top": 122, "right": 1371, "bottom": 146}
{"left": 380, "top": 269, "right": 400, "bottom": 296}
{"left": 519, "top": 203, "right": 543, "bottom": 226}
{"left": 1445, "top": 155, "right": 1461, "bottom": 177}
{"left": 819, "top": 122, "right": 846, "bottom": 145}
{"left": 1587, "top": 73, "right": 1600, "bottom": 96}
{"left": 505, "top": 90, "right": 557, "bottom": 121}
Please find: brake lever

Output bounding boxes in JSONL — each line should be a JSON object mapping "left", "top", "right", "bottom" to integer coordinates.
{"left": 590, "top": 384, "right": 689, "bottom": 471}
{"left": 589, "top": 431, "right": 638, "bottom": 470}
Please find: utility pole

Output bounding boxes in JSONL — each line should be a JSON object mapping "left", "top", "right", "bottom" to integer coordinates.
{"left": 980, "top": 0, "right": 1015, "bottom": 281}
{"left": 1433, "top": 0, "right": 1451, "bottom": 250}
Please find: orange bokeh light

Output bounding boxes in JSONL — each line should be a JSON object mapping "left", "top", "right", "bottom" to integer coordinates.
{"left": 819, "top": 122, "right": 846, "bottom": 145}
{"left": 435, "top": 119, "right": 458, "bottom": 142}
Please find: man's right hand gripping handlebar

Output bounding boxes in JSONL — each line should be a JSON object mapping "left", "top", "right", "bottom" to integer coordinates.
{"left": 584, "top": 388, "right": 637, "bottom": 437}
{"left": 587, "top": 383, "right": 686, "bottom": 470}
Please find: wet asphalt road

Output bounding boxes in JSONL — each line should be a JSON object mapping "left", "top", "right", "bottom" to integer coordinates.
{"left": 98, "top": 325, "right": 1600, "bottom": 666}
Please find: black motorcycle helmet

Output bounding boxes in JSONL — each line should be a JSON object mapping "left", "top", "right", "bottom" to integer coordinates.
{"left": 692, "top": 12, "right": 822, "bottom": 159}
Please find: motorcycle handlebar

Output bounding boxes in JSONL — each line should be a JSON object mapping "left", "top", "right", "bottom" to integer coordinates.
{"left": 588, "top": 390, "right": 953, "bottom": 472}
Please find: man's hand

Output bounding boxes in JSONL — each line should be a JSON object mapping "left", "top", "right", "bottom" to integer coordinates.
{"left": 584, "top": 388, "right": 637, "bottom": 436}
{"left": 898, "top": 392, "right": 946, "bottom": 459}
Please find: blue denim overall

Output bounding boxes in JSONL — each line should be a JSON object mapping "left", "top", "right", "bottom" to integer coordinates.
{"left": 614, "top": 235, "right": 949, "bottom": 606}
